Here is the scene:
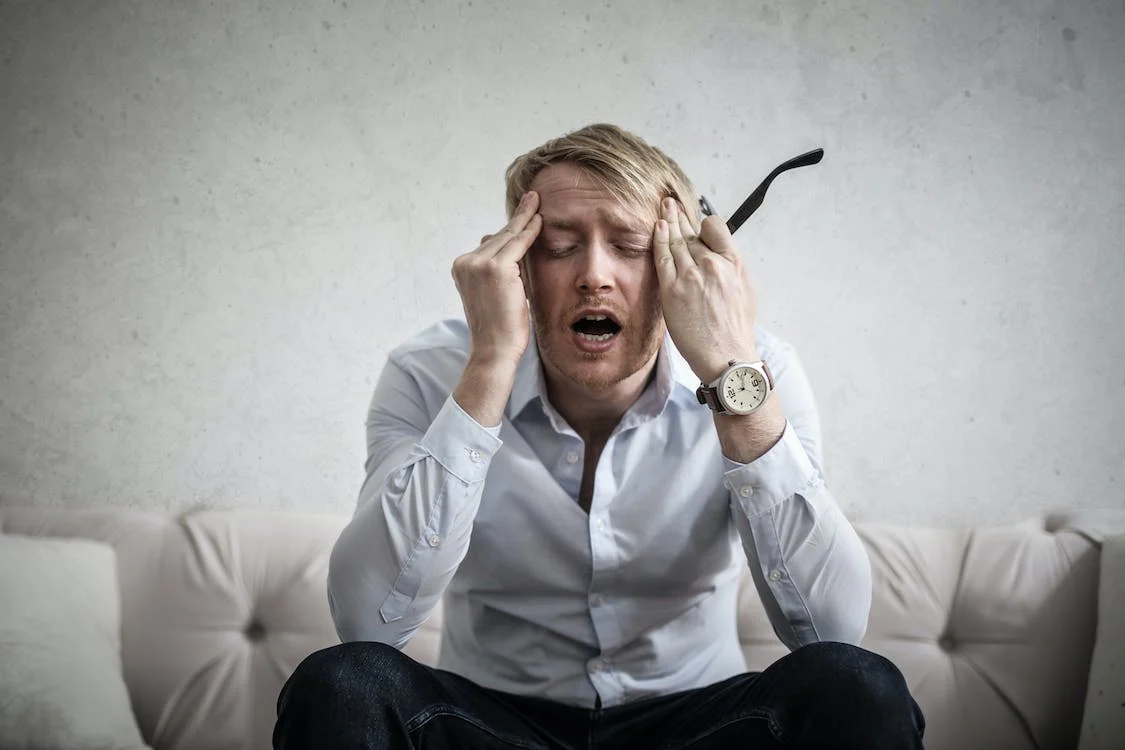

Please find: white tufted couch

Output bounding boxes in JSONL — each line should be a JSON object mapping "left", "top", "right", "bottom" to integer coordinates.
{"left": 1, "top": 505, "right": 1122, "bottom": 750}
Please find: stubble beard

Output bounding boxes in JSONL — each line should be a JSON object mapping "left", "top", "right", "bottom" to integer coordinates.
{"left": 531, "top": 297, "right": 665, "bottom": 392}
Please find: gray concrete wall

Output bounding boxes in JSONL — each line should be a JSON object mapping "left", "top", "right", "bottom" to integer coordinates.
{"left": 2, "top": 0, "right": 1122, "bottom": 525}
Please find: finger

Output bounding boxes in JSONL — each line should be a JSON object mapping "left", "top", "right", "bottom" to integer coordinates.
{"left": 494, "top": 212, "right": 542, "bottom": 263}
{"left": 472, "top": 191, "right": 538, "bottom": 255}
{"left": 661, "top": 197, "right": 694, "bottom": 269}
{"left": 698, "top": 214, "right": 739, "bottom": 258}
{"left": 676, "top": 205, "right": 711, "bottom": 263}
{"left": 484, "top": 191, "right": 540, "bottom": 255}
{"left": 652, "top": 218, "right": 676, "bottom": 287}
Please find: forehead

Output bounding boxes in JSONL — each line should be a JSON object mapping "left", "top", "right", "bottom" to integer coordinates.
{"left": 530, "top": 163, "right": 655, "bottom": 233}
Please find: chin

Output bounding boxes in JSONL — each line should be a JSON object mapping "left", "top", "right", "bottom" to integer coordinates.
{"left": 565, "top": 363, "right": 630, "bottom": 392}
{"left": 559, "top": 349, "right": 656, "bottom": 392}
{"left": 534, "top": 319, "right": 662, "bottom": 393}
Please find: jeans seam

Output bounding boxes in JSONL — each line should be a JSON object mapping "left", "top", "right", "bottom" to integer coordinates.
{"left": 657, "top": 707, "right": 782, "bottom": 749}
{"left": 406, "top": 705, "right": 547, "bottom": 749}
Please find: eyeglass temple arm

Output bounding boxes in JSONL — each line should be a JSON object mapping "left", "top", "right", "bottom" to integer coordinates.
{"left": 699, "top": 148, "right": 824, "bottom": 234}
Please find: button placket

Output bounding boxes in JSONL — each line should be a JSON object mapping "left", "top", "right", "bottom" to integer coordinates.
{"left": 588, "top": 512, "right": 616, "bottom": 655}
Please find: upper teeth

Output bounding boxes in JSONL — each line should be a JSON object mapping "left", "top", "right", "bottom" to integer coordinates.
{"left": 585, "top": 315, "right": 607, "bottom": 321}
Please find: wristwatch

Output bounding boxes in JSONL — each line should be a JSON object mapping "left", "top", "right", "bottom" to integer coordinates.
{"left": 696, "top": 360, "right": 774, "bottom": 416}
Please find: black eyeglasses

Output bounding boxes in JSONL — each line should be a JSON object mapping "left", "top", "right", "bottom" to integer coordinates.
{"left": 699, "top": 148, "right": 824, "bottom": 234}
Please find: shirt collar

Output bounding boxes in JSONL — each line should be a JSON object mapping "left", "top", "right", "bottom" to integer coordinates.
{"left": 505, "top": 329, "right": 700, "bottom": 422}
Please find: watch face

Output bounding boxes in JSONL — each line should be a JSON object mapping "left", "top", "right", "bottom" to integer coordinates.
{"left": 720, "top": 365, "right": 768, "bottom": 414}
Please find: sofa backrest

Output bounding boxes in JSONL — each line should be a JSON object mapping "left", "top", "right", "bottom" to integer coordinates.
{"left": 0, "top": 507, "right": 1106, "bottom": 750}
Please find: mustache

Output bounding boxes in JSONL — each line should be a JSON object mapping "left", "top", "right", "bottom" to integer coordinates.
{"left": 565, "top": 296, "right": 625, "bottom": 319}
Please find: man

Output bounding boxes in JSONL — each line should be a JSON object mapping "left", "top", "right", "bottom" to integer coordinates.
{"left": 275, "top": 123, "right": 924, "bottom": 748}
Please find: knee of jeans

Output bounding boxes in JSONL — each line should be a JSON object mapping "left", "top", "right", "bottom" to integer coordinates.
{"left": 791, "top": 642, "right": 911, "bottom": 706}
{"left": 285, "top": 641, "right": 415, "bottom": 703}
{"left": 774, "top": 642, "right": 924, "bottom": 746}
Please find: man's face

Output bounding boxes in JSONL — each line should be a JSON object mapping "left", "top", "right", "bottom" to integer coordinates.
{"left": 522, "top": 162, "right": 665, "bottom": 393}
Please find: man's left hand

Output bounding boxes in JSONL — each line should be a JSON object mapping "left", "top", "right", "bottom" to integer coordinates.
{"left": 652, "top": 197, "right": 760, "bottom": 384}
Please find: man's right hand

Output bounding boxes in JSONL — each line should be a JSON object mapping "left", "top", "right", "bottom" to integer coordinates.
{"left": 450, "top": 190, "right": 541, "bottom": 426}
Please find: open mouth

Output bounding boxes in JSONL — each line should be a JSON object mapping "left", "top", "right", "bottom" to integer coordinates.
{"left": 570, "top": 313, "right": 622, "bottom": 342}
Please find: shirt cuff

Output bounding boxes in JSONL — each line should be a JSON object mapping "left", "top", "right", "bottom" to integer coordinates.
{"left": 723, "top": 421, "right": 821, "bottom": 518}
{"left": 417, "top": 396, "right": 503, "bottom": 484}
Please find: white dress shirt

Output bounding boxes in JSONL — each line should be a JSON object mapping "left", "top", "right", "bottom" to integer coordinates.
{"left": 328, "top": 318, "right": 871, "bottom": 709}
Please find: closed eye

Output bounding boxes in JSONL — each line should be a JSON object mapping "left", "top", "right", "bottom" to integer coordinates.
{"left": 538, "top": 245, "right": 577, "bottom": 258}
{"left": 616, "top": 244, "right": 651, "bottom": 256}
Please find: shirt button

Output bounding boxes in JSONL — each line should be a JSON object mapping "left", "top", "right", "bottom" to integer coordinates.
{"left": 768, "top": 568, "right": 783, "bottom": 582}
{"left": 468, "top": 449, "right": 482, "bottom": 463}
{"left": 590, "top": 594, "right": 604, "bottom": 607}
{"left": 590, "top": 658, "right": 606, "bottom": 674}
{"left": 566, "top": 450, "right": 580, "bottom": 464}
{"left": 427, "top": 534, "right": 441, "bottom": 548}
{"left": 739, "top": 486, "right": 754, "bottom": 498}
{"left": 596, "top": 518, "right": 606, "bottom": 531}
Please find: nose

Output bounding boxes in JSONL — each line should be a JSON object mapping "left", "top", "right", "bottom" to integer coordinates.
{"left": 575, "top": 243, "right": 614, "bottom": 294}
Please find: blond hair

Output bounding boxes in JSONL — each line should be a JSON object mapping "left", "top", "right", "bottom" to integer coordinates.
{"left": 504, "top": 123, "right": 700, "bottom": 225}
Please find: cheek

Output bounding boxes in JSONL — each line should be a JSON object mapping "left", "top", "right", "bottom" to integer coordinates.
{"left": 625, "top": 262, "right": 661, "bottom": 302}
{"left": 522, "top": 259, "right": 566, "bottom": 313}
{"left": 522, "top": 254, "right": 552, "bottom": 295}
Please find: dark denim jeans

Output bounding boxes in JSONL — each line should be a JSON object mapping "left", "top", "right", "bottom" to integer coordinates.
{"left": 274, "top": 640, "right": 925, "bottom": 749}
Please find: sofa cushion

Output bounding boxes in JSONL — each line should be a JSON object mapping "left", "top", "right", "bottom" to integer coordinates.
{"left": 1078, "top": 532, "right": 1125, "bottom": 749}
{"left": 0, "top": 507, "right": 351, "bottom": 750}
{"left": 738, "top": 519, "right": 1100, "bottom": 750}
{"left": 0, "top": 534, "right": 149, "bottom": 749}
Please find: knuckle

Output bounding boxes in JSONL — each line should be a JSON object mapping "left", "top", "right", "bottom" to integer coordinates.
{"left": 480, "top": 258, "right": 505, "bottom": 278}
{"left": 682, "top": 267, "right": 703, "bottom": 284}
{"left": 699, "top": 255, "right": 724, "bottom": 272}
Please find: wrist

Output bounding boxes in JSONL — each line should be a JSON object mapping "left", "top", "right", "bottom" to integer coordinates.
{"left": 454, "top": 356, "right": 519, "bottom": 428}
{"left": 467, "top": 344, "right": 525, "bottom": 373}
{"left": 714, "top": 400, "right": 786, "bottom": 464}
{"left": 695, "top": 345, "right": 760, "bottom": 384}
{"left": 466, "top": 348, "right": 522, "bottom": 373}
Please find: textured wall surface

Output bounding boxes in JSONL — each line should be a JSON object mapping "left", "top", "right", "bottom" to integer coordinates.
{"left": 1, "top": 0, "right": 1122, "bottom": 525}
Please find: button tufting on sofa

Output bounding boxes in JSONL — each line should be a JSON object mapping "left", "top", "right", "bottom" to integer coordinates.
{"left": 937, "top": 634, "right": 956, "bottom": 652}
{"left": 244, "top": 620, "right": 266, "bottom": 642}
